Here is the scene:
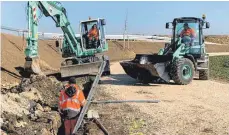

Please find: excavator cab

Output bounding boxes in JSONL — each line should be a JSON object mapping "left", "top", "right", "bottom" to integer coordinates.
{"left": 80, "top": 19, "right": 106, "bottom": 50}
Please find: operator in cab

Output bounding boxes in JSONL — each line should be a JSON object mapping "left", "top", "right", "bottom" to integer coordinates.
{"left": 180, "top": 23, "right": 196, "bottom": 45}
{"left": 58, "top": 77, "right": 86, "bottom": 135}
{"left": 88, "top": 24, "right": 99, "bottom": 41}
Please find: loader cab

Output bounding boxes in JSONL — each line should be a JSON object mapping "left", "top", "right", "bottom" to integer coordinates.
{"left": 80, "top": 18, "right": 107, "bottom": 50}
{"left": 166, "top": 17, "right": 210, "bottom": 56}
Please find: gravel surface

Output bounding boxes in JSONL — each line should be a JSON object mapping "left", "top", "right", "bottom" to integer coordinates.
{"left": 100, "top": 62, "right": 229, "bottom": 135}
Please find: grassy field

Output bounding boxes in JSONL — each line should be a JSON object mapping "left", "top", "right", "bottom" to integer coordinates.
{"left": 210, "top": 55, "right": 229, "bottom": 82}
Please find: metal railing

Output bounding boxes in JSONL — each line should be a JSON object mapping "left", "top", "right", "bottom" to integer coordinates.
{"left": 1, "top": 25, "right": 60, "bottom": 40}
{"left": 1, "top": 25, "right": 63, "bottom": 52}
{"left": 1, "top": 26, "right": 28, "bottom": 33}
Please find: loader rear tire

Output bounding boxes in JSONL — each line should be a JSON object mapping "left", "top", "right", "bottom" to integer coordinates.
{"left": 199, "top": 70, "right": 209, "bottom": 80}
{"left": 171, "top": 58, "right": 194, "bottom": 85}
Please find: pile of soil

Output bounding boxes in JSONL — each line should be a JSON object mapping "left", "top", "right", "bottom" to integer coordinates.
{"left": 205, "top": 35, "right": 229, "bottom": 45}
{"left": 1, "top": 33, "right": 62, "bottom": 84}
{"left": 104, "top": 41, "right": 136, "bottom": 61}
{"left": 106, "top": 40, "right": 229, "bottom": 59}
{"left": 1, "top": 75, "right": 63, "bottom": 135}
{"left": 1, "top": 73, "right": 96, "bottom": 135}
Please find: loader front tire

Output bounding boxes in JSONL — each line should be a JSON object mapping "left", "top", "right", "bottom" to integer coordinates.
{"left": 171, "top": 58, "right": 194, "bottom": 85}
{"left": 199, "top": 60, "right": 209, "bottom": 80}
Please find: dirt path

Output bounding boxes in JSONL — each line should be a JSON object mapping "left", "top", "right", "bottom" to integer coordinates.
{"left": 208, "top": 52, "right": 229, "bottom": 56}
{"left": 100, "top": 62, "right": 229, "bottom": 135}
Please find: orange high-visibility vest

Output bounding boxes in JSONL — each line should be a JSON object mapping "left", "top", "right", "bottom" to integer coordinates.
{"left": 180, "top": 28, "right": 196, "bottom": 37}
{"left": 59, "top": 84, "right": 86, "bottom": 112}
{"left": 88, "top": 28, "right": 99, "bottom": 40}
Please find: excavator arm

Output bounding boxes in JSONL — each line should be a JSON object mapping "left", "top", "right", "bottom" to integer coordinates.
{"left": 24, "top": 1, "right": 110, "bottom": 76}
{"left": 25, "top": 1, "right": 83, "bottom": 74}
{"left": 25, "top": 1, "right": 82, "bottom": 58}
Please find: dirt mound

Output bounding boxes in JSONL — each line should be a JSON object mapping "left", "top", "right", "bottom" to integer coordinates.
{"left": 104, "top": 41, "right": 136, "bottom": 61}
{"left": 1, "top": 33, "right": 62, "bottom": 84}
{"left": 205, "top": 35, "right": 229, "bottom": 45}
{"left": 0, "top": 73, "right": 97, "bottom": 135}
{"left": 206, "top": 44, "right": 229, "bottom": 52}
{"left": 20, "top": 75, "right": 62, "bottom": 107}
{"left": 38, "top": 59, "right": 59, "bottom": 72}
{"left": 106, "top": 41, "right": 164, "bottom": 61}
{"left": 1, "top": 75, "right": 64, "bottom": 135}
{"left": 107, "top": 40, "right": 229, "bottom": 58}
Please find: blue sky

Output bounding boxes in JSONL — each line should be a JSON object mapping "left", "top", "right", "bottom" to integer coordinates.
{"left": 1, "top": 1, "right": 229, "bottom": 35}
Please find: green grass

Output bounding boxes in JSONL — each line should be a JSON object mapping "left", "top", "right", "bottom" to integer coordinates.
{"left": 210, "top": 55, "right": 229, "bottom": 82}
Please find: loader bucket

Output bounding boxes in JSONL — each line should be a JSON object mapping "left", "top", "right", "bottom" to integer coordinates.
{"left": 60, "top": 61, "right": 102, "bottom": 78}
{"left": 120, "top": 54, "right": 173, "bottom": 83}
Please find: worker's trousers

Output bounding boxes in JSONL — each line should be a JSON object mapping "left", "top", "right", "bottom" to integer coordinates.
{"left": 64, "top": 117, "right": 78, "bottom": 135}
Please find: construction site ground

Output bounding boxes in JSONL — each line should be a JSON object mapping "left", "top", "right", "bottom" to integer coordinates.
{"left": 99, "top": 62, "right": 229, "bottom": 135}
{"left": 1, "top": 33, "right": 229, "bottom": 135}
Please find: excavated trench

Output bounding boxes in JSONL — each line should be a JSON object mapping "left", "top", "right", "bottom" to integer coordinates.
{"left": 1, "top": 74, "right": 95, "bottom": 135}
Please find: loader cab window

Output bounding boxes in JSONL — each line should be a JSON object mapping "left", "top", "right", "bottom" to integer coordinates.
{"left": 81, "top": 21, "right": 100, "bottom": 49}
{"left": 175, "top": 22, "right": 200, "bottom": 46}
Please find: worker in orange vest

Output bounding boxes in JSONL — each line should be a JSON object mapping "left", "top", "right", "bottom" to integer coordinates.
{"left": 180, "top": 23, "right": 196, "bottom": 38}
{"left": 88, "top": 24, "right": 99, "bottom": 40}
{"left": 180, "top": 23, "right": 196, "bottom": 45}
{"left": 58, "top": 77, "right": 86, "bottom": 135}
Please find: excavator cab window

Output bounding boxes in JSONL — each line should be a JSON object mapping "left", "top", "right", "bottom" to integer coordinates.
{"left": 81, "top": 20, "right": 100, "bottom": 49}
{"left": 80, "top": 19, "right": 107, "bottom": 50}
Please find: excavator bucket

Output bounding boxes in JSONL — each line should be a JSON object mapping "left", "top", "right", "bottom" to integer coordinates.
{"left": 60, "top": 61, "right": 102, "bottom": 78}
{"left": 120, "top": 54, "right": 173, "bottom": 83}
{"left": 24, "top": 57, "right": 43, "bottom": 75}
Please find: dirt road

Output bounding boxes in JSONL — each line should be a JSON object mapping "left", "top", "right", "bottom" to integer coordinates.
{"left": 208, "top": 52, "right": 229, "bottom": 56}
{"left": 100, "top": 62, "right": 229, "bottom": 135}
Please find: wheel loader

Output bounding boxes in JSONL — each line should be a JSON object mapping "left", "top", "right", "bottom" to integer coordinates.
{"left": 120, "top": 15, "right": 210, "bottom": 85}
{"left": 24, "top": 1, "right": 110, "bottom": 78}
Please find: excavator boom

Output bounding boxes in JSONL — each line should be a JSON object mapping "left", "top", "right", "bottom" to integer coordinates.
{"left": 24, "top": 1, "right": 110, "bottom": 77}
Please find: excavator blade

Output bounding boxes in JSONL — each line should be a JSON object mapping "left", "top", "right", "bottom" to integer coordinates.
{"left": 120, "top": 54, "right": 172, "bottom": 83}
{"left": 24, "top": 57, "right": 42, "bottom": 75}
{"left": 60, "top": 61, "right": 102, "bottom": 78}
